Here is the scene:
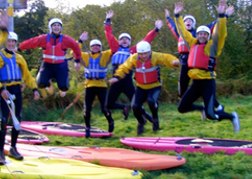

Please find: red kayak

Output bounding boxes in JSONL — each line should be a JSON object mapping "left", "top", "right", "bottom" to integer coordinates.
{"left": 6, "top": 126, "right": 49, "bottom": 144}
{"left": 21, "top": 121, "right": 112, "bottom": 138}
{"left": 4, "top": 143, "right": 186, "bottom": 171}
{"left": 120, "top": 137, "right": 252, "bottom": 155}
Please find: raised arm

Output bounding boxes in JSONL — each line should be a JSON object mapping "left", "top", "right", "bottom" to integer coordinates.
{"left": 143, "top": 19, "right": 163, "bottom": 43}
{"left": 174, "top": 2, "right": 196, "bottom": 47}
{"left": 211, "top": 0, "right": 229, "bottom": 57}
{"left": 19, "top": 35, "right": 47, "bottom": 50}
{"left": 131, "top": 19, "right": 163, "bottom": 53}
{"left": 165, "top": 9, "right": 179, "bottom": 40}
{"left": 104, "top": 10, "right": 119, "bottom": 51}
{"left": 78, "top": 31, "right": 89, "bottom": 51}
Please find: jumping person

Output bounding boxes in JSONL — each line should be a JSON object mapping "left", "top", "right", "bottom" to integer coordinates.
{"left": 104, "top": 10, "right": 163, "bottom": 121}
{"left": 164, "top": 9, "right": 225, "bottom": 116}
{"left": 175, "top": 1, "right": 240, "bottom": 132}
{"left": 109, "top": 41, "right": 179, "bottom": 135}
{"left": 0, "top": 32, "right": 40, "bottom": 165}
{"left": 78, "top": 31, "right": 117, "bottom": 137}
{"left": 19, "top": 18, "right": 81, "bottom": 97}
{"left": 165, "top": 9, "right": 198, "bottom": 97}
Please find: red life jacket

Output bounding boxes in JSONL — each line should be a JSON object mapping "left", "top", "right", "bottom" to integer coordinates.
{"left": 42, "top": 34, "right": 66, "bottom": 64}
{"left": 135, "top": 59, "right": 159, "bottom": 84}
{"left": 178, "top": 36, "right": 189, "bottom": 53}
{"left": 188, "top": 44, "right": 209, "bottom": 69}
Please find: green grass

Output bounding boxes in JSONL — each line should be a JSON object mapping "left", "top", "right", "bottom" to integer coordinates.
{"left": 23, "top": 94, "right": 252, "bottom": 178}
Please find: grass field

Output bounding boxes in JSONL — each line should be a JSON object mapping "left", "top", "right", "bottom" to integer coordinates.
{"left": 23, "top": 94, "right": 252, "bottom": 178}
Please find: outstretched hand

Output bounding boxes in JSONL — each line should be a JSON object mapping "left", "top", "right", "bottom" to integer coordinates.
{"left": 216, "top": 1, "right": 226, "bottom": 14}
{"left": 165, "top": 9, "right": 170, "bottom": 18}
{"left": 226, "top": 5, "right": 235, "bottom": 17}
{"left": 79, "top": 31, "right": 88, "bottom": 42}
{"left": 74, "top": 62, "right": 80, "bottom": 71}
{"left": 0, "top": 10, "right": 8, "bottom": 29}
{"left": 1, "top": 89, "right": 10, "bottom": 100}
{"left": 106, "top": 10, "right": 114, "bottom": 19}
{"left": 172, "top": 60, "right": 180, "bottom": 67}
{"left": 155, "top": 19, "right": 163, "bottom": 30}
{"left": 108, "top": 77, "right": 119, "bottom": 85}
{"left": 174, "top": 2, "right": 183, "bottom": 15}
{"left": 33, "top": 90, "right": 40, "bottom": 100}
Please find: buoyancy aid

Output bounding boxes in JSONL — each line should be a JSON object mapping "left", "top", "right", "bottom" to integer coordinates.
{"left": 135, "top": 58, "right": 159, "bottom": 84}
{"left": 178, "top": 36, "right": 189, "bottom": 53}
{"left": 42, "top": 34, "right": 66, "bottom": 64}
{"left": 0, "top": 52, "right": 22, "bottom": 82}
{"left": 111, "top": 47, "right": 131, "bottom": 65}
{"left": 84, "top": 53, "right": 107, "bottom": 79}
{"left": 188, "top": 44, "right": 210, "bottom": 70}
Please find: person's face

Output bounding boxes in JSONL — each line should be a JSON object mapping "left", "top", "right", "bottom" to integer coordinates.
{"left": 184, "top": 18, "right": 194, "bottom": 30}
{"left": 197, "top": 31, "right": 209, "bottom": 44}
{"left": 6, "top": 39, "right": 17, "bottom": 51}
{"left": 119, "top": 37, "right": 131, "bottom": 47}
{"left": 90, "top": 44, "right": 101, "bottom": 53}
{"left": 51, "top": 22, "right": 62, "bottom": 35}
{"left": 138, "top": 52, "right": 150, "bottom": 61}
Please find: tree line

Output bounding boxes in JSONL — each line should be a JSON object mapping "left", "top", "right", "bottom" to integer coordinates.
{"left": 13, "top": 0, "right": 252, "bottom": 98}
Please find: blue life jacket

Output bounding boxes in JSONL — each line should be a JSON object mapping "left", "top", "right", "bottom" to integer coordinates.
{"left": 84, "top": 53, "right": 107, "bottom": 79}
{"left": 0, "top": 52, "right": 22, "bottom": 83}
{"left": 111, "top": 47, "right": 130, "bottom": 65}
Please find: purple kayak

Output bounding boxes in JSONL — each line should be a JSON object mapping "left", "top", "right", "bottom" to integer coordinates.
{"left": 21, "top": 121, "right": 112, "bottom": 138}
{"left": 6, "top": 126, "right": 49, "bottom": 144}
{"left": 120, "top": 137, "right": 252, "bottom": 155}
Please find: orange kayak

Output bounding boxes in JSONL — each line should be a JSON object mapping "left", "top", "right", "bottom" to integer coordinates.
{"left": 5, "top": 144, "right": 186, "bottom": 171}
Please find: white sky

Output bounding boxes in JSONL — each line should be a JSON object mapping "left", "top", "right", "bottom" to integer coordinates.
{"left": 42, "top": 0, "right": 123, "bottom": 9}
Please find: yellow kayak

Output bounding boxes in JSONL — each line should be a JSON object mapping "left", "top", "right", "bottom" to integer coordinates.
{"left": 0, "top": 156, "right": 142, "bottom": 179}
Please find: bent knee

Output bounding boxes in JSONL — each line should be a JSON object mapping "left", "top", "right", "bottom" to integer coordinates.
{"left": 177, "top": 106, "right": 186, "bottom": 113}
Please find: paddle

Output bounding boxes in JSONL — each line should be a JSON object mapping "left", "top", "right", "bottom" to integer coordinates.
{"left": 4, "top": 94, "right": 21, "bottom": 131}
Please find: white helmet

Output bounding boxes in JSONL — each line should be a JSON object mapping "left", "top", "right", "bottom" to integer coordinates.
{"left": 183, "top": 15, "right": 196, "bottom": 29}
{"left": 136, "top": 41, "right": 151, "bottom": 53}
{"left": 48, "top": 18, "right": 63, "bottom": 27}
{"left": 196, "top": 25, "right": 211, "bottom": 39}
{"left": 118, "top": 33, "right": 131, "bottom": 41}
{"left": 48, "top": 18, "right": 63, "bottom": 32}
{"left": 8, "top": 32, "right": 18, "bottom": 41}
{"left": 90, "top": 39, "right": 102, "bottom": 47}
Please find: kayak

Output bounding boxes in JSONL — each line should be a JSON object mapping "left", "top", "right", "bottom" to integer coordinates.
{"left": 4, "top": 143, "right": 186, "bottom": 171}
{"left": 21, "top": 121, "right": 112, "bottom": 138}
{"left": 0, "top": 156, "right": 142, "bottom": 179}
{"left": 6, "top": 126, "right": 49, "bottom": 144}
{"left": 120, "top": 136, "right": 252, "bottom": 155}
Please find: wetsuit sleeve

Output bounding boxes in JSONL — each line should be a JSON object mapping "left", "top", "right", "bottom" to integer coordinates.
{"left": 62, "top": 35, "right": 82, "bottom": 62}
{"left": 142, "top": 29, "right": 159, "bottom": 43}
{"left": 114, "top": 54, "right": 136, "bottom": 79}
{"left": 166, "top": 16, "right": 179, "bottom": 40}
{"left": 130, "top": 28, "right": 159, "bottom": 53}
{"left": 154, "top": 52, "right": 179, "bottom": 67}
{"left": 214, "top": 16, "right": 227, "bottom": 57}
{"left": 104, "top": 22, "right": 119, "bottom": 53}
{"left": 19, "top": 34, "right": 47, "bottom": 50}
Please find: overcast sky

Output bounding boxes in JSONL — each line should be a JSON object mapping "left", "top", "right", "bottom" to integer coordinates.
{"left": 42, "top": 0, "right": 123, "bottom": 9}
